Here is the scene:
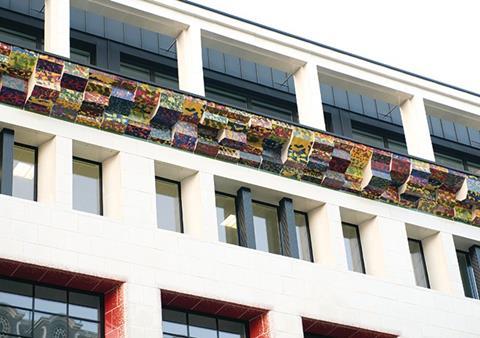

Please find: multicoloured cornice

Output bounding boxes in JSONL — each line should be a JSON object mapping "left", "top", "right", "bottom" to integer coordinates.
{"left": 1, "top": 42, "right": 479, "bottom": 225}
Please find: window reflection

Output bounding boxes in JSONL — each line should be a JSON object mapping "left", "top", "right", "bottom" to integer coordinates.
{"left": 13, "top": 145, "right": 36, "bottom": 201}
{"left": 0, "top": 278, "right": 101, "bottom": 338}
{"left": 456, "top": 251, "right": 478, "bottom": 299}
{"left": 342, "top": 223, "right": 365, "bottom": 273}
{"left": 252, "top": 203, "right": 281, "bottom": 254}
{"left": 216, "top": 194, "right": 238, "bottom": 245}
{"left": 73, "top": 159, "right": 102, "bottom": 215}
{"left": 162, "top": 309, "right": 246, "bottom": 338}
{"left": 156, "top": 178, "right": 182, "bottom": 232}
{"left": 294, "top": 212, "right": 312, "bottom": 261}
{"left": 408, "top": 239, "right": 429, "bottom": 288}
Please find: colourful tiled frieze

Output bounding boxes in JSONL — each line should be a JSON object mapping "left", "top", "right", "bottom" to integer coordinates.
{"left": 2, "top": 41, "right": 480, "bottom": 226}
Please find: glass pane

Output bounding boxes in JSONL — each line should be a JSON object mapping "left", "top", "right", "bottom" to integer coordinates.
{"left": 68, "top": 292, "right": 100, "bottom": 321}
{"left": 351, "top": 129, "right": 385, "bottom": 148}
{"left": 387, "top": 139, "right": 408, "bottom": 154}
{"left": 0, "top": 27, "right": 37, "bottom": 49}
{"left": 70, "top": 47, "right": 91, "bottom": 65}
{"left": 189, "top": 314, "right": 217, "bottom": 338}
{"left": 162, "top": 309, "right": 187, "bottom": 336}
{"left": 34, "top": 286, "right": 67, "bottom": 315}
{"left": 205, "top": 87, "right": 248, "bottom": 109}
{"left": 154, "top": 72, "right": 179, "bottom": 90}
{"left": 466, "top": 161, "right": 480, "bottom": 175}
{"left": 0, "top": 279, "right": 33, "bottom": 308}
{"left": 218, "top": 319, "right": 246, "bottom": 338}
{"left": 434, "top": 152, "right": 465, "bottom": 171}
{"left": 457, "top": 251, "right": 474, "bottom": 298}
{"left": 342, "top": 223, "right": 364, "bottom": 273}
{"left": 294, "top": 213, "right": 312, "bottom": 261}
{"left": 69, "top": 319, "right": 99, "bottom": 338}
{"left": 252, "top": 203, "right": 281, "bottom": 254}
{"left": 216, "top": 194, "right": 238, "bottom": 245}
{"left": 120, "top": 62, "right": 151, "bottom": 82}
{"left": 73, "top": 159, "right": 102, "bottom": 215}
{"left": 409, "top": 240, "right": 429, "bottom": 288}
{"left": 0, "top": 305, "right": 33, "bottom": 337}
{"left": 156, "top": 179, "right": 182, "bottom": 232}
{"left": 12, "top": 145, "right": 36, "bottom": 201}
{"left": 250, "top": 100, "right": 293, "bottom": 121}
{"left": 33, "top": 312, "right": 67, "bottom": 338}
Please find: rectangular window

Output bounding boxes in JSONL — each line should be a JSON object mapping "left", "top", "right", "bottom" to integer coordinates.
{"left": 0, "top": 277, "right": 102, "bottom": 338}
{"left": 12, "top": 144, "right": 36, "bottom": 201}
{"left": 342, "top": 223, "right": 365, "bottom": 273}
{"left": 215, "top": 193, "right": 238, "bottom": 245}
{"left": 294, "top": 212, "right": 313, "bottom": 262}
{"left": 252, "top": 202, "right": 281, "bottom": 254}
{"left": 162, "top": 308, "right": 246, "bottom": 338}
{"left": 456, "top": 251, "right": 479, "bottom": 299}
{"left": 408, "top": 239, "right": 430, "bottom": 288}
{"left": 73, "top": 158, "right": 102, "bottom": 215}
{"left": 156, "top": 178, "right": 182, "bottom": 232}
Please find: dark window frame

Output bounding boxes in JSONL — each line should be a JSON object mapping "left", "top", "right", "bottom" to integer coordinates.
{"left": 155, "top": 176, "right": 184, "bottom": 233}
{"left": 341, "top": 222, "right": 366, "bottom": 274}
{"left": 162, "top": 306, "right": 249, "bottom": 338}
{"left": 456, "top": 250, "right": 479, "bottom": 299}
{"left": 0, "top": 275, "right": 105, "bottom": 338}
{"left": 408, "top": 238, "right": 430, "bottom": 288}
{"left": 72, "top": 156, "right": 103, "bottom": 216}
{"left": 12, "top": 142, "right": 38, "bottom": 202}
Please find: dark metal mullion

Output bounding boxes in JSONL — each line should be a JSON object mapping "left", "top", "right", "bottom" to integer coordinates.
{"left": 235, "top": 187, "right": 256, "bottom": 249}
{"left": 277, "top": 198, "right": 299, "bottom": 259}
{"left": 0, "top": 128, "right": 15, "bottom": 196}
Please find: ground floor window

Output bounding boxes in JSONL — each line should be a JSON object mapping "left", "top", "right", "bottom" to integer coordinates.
{"left": 163, "top": 308, "right": 246, "bottom": 338}
{"left": 0, "top": 277, "right": 103, "bottom": 338}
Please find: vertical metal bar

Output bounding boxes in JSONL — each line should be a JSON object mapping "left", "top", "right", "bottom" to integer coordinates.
{"left": 278, "top": 198, "right": 299, "bottom": 259}
{"left": 0, "top": 128, "right": 15, "bottom": 196}
{"left": 468, "top": 245, "right": 480, "bottom": 299}
{"left": 235, "top": 187, "right": 256, "bottom": 249}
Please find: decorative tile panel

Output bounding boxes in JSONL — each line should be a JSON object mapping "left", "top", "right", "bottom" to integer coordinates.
{"left": 1, "top": 41, "right": 479, "bottom": 226}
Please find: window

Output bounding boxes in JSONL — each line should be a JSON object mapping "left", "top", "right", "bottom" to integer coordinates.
{"left": 12, "top": 144, "right": 36, "bottom": 201}
{"left": 216, "top": 193, "right": 238, "bottom": 245}
{"left": 120, "top": 57, "right": 178, "bottom": 90}
{"left": 456, "top": 251, "right": 479, "bottom": 299}
{"left": 252, "top": 202, "right": 281, "bottom": 254}
{"left": 162, "top": 308, "right": 246, "bottom": 338}
{"left": 351, "top": 126, "right": 408, "bottom": 154}
{"left": 73, "top": 158, "right": 102, "bottom": 215}
{"left": 0, "top": 277, "right": 102, "bottom": 338}
{"left": 342, "top": 223, "right": 365, "bottom": 273}
{"left": 155, "top": 178, "right": 182, "bottom": 232}
{"left": 408, "top": 239, "right": 429, "bottom": 288}
{"left": 294, "top": 212, "right": 313, "bottom": 262}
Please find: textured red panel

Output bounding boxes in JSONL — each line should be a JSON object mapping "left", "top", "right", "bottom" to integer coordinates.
{"left": 162, "top": 290, "right": 266, "bottom": 321}
{"left": 39, "top": 269, "right": 75, "bottom": 286}
{"left": 161, "top": 289, "right": 178, "bottom": 306}
{"left": 302, "top": 317, "right": 397, "bottom": 338}
{"left": 104, "top": 285, "right": 125, "bottom": 338}
{"left": 67, "top": 274, "right": 102, "bottom": 291}
{"left": 0, "top": 259, "right": 20, "bottom": 276}
{"left": 216, "top": 304, "right": 249, "bottom": 319}
{"left": 249, "top": 313, "right": 270, "bottom": 338}
{"left": 192, "top": 299, "right": 225, "bottom": 314}
{"left": 329, "top": 326, "right": 359, "bottom": 337}
{"left": 13, "top": 263, "right": 47, "bottom": 281}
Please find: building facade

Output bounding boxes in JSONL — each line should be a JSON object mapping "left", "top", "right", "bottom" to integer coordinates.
{"left": 0, "top": 1, "right": 479, "bottom": 337}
